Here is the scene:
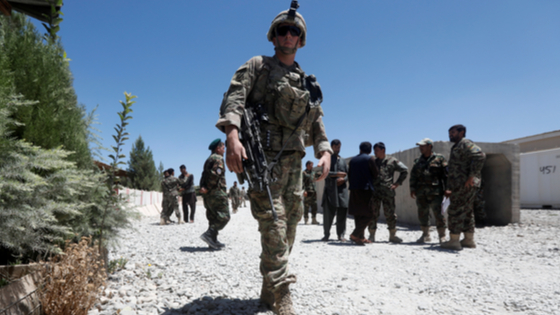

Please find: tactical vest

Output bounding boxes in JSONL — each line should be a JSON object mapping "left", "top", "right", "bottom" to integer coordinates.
{"left": 247, "top": 56, "right": 323, "bottom": 152}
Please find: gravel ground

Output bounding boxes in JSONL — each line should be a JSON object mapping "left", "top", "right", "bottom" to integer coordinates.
{"left": 91, "top": 206, "right": 560, "bottom": 315}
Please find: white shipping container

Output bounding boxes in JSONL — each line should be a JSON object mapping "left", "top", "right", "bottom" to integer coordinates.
{"left": 520, "top": 148, "right": 560, "bottom": 208}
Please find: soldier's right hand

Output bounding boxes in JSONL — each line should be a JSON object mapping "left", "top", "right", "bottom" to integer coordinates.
{"left": 225, "top": 126, "right": 248, "bottom": 174}
{"left": 444, "top": 190, "right": 451, "bottom": 197}
{"left": 410, "top": 191, "right": 416, "bottom": 199}
{"left": 303, "top": 191, "right": 308, "bottom": 197}
{"left": 200, "top": 187, "right": 208, "bottom": 194}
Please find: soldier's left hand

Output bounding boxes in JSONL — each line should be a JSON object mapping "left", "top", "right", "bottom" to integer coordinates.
{"left": 316, "top": 151, "right": 331, "bottom": 182}
{"left": 390, "top": 184, "right": 399, "bottom": 190}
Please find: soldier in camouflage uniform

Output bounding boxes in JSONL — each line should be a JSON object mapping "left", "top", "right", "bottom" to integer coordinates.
{"left": 228, "top": 181, "right": 241, "bottom": 213}
{"left": 160, "top": 170, "right": 170, "bottom": 225}
{"left": 199, "top": 139, "right": 230, "bottom": 250}
{"left": 368, "top": 142, "right": 408, "bottom": 243}
{"left": 302, "top": 161, "right": 319, "bottom": 224}
{"left": 409, "top": 138, "right": 448, "bottom": 243}
{"left": 441, "top": 124, "right": 486, "bottom": 250}
{"left": 161, "top": 168, "right": 182, "bottom": 225}
{"left": 241, "top": 187, "right": 247, "bottom": 207}
{"left": 215, "top": 6, "right": 332, "bottom": 314}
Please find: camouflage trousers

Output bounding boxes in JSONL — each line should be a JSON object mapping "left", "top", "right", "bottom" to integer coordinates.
{"left": 203, "top": 190, "right": 230, "bottom": 231}
{"left": 369, "top": 188, "right": 398, "bottom": 231}
{"left": 473, "top": 187, "right": 486, "bottom": 223}
{"left": 448, "top": 185, "right": 476, "bottom": 234}
{"left": 416, "top": 193, "right": 446, "bottom": 229}
{"left": 231, "top": 197, "right": 240, "bottom": 210}
{"left": 249, "top": 151, "right": 303, "bottom": 293}
{"left": 303, "top": 192, "right": 318, "bottom": 219}
{"left": 161, "top": 196, "right": 180, "bottom": 221}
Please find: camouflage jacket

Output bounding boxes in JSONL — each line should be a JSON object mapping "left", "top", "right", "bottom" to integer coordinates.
{"left": 162, "top": 175, "right": 181, "bottom": 198}
{"left": 228, "top": 186, "right": 240, "bottom": 198}
{"left": 302, "top": 169, "right": 318, "bottom": 193}
{"left": 448, "top": 138, "right": 486, "bottom": 191}
{"left": 200, "top": 153, "right": 227, "bottom": 193}
{"left": 373, "top": 155, "right": 409, "bottom": 190}
{"left": 215, "top": 55, "right": 332, "bottom": 158}
{"left": 409, "top": 152, "right": 448, "bottom": 196}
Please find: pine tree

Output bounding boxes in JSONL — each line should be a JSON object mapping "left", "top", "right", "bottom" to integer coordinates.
{"left": 1, "top": 13, "right": 92, "bottom": 169}
{"left": 126, "top": 136, "right": 159, "bottom": 191}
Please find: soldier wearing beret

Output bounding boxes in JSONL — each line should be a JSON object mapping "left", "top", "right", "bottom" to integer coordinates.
{"left": 199, "top": 139, "right": 230, "bottom": 249}
{"left": 215, "top": 5, "right": 332, "bottom": 313}
{"left": 409, "top": 138, "right": 448, "bottom": 243}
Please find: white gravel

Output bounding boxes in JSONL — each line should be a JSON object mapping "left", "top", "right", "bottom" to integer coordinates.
{"left": 91, "top": 206, "right": 560, "bottom": 315}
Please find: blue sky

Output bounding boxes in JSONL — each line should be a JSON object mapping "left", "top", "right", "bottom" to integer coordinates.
{"left": 30, "top": 0, "right": 560, "bottom": 188}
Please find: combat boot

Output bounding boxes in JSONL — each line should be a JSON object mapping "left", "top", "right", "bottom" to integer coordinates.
{"left": 416, "top": 226, "right": 431, "bottom": 243}
{"left": 368, "top": 229, "right": 376, "bottom": 242}
{"left": 274, "top": 284, "right": 296, "bottom": 315}
{"left": 159, "top": 218, "right": 167, "bottom": 225}
{"left": 460, "top": 232, "right": 476, "bottom": 248}
{"left": 200, "top": 228, "right": 219, "bottom": 249}
{"left": 441, "top": 233, "right": 462, "bottom": 250}
{"left": 437, "top": 227, "right": 447, "bottom": 243}
{"left": 389, "top": 229, "right": 403, "bottom": 243}
{"left": 260, "top": 280, "right": 274, "bottom": 310}
{"left": 212, "top": 229, "right": 225, "bottom": 248}
{"left": 311, "top": 217, "right": 319, "bottom": 225}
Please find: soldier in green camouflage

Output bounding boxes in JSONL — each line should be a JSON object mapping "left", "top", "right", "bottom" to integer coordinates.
{"left": 368, "top": 142, "right": 408, "bottom": 243}
{"left": 441, "top": 124, "right": 486, "bottom": 250}
{"left": 302, "top": 161, "right": 319, "bottom": 224}
{"left": 199, "top": 139, "right": 230, "bottom": 250}
{"left": 160, "top": 169, "right": 182, "bottom": 225}
{"left": 215, "top": 6, "right": 332, "bottom": 314}
{"left": 409, "top": 138, "right": 448, "bottom": 243}
{"left": 160, "top": 170, "right": 170, "bottom": 225}
{"left": 228, "top": 181, "right": 241, "bottom": 213}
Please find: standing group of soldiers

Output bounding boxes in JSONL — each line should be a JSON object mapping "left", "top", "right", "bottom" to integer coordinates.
{"left": 301, "top": 124, "right": 486, "bottom": 251}
{"left": 159, "top": 165, "right": 196, "bottom": 225}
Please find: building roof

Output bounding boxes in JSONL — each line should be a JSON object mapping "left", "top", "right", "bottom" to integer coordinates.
{"left": 502, "top": 129, "right": 560, "bottom": 145}
{"left": 0, "top": 0, "right": 61, "bottom": 23}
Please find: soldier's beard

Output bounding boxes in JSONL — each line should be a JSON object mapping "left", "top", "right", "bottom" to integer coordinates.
{"left": 274, "top": 38, "right": 299, "bottom": 55}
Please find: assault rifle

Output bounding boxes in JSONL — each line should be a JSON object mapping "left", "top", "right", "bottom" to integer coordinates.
{"left": 236, "top": 104, "right": 278, "bottom": 221}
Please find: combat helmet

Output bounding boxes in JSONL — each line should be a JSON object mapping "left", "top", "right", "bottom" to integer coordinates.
{"left": 267, "top": 10, "right": 307, "bottom": 48}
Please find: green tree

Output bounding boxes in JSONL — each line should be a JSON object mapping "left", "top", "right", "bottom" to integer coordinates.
{"left": 1, "top": 13, "right": 92, "bottom": 169}
{"left": 125, "top": 136, "right": 159, "bottom": 191}
{"left": 157, "top": 161, "right": 165, "bottom": 191}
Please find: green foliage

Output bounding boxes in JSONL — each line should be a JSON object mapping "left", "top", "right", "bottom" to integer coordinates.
{"left": 0, "top": 13, "right": 91, "bottom": 169}
{"left": 98, "top": 92, "right": 136, "bottom": 257}
{"left": 41, "top": 0, "right": 64, "bottom": 42}
{"left": 156, "top": 161, "right": 165, "bottom": 191}
{"left": 125, "top": 136, "right": 159, "bottom": 191}
{"left": 107, "top": 257, "right": 128, "bottom": 274}
{"left": 0, "top": 93, "right": 137, "bottom": 264}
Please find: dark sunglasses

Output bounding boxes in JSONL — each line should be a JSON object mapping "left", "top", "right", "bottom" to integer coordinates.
{"left": 276, "top": 25, "right": 301, "bottom": 37}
